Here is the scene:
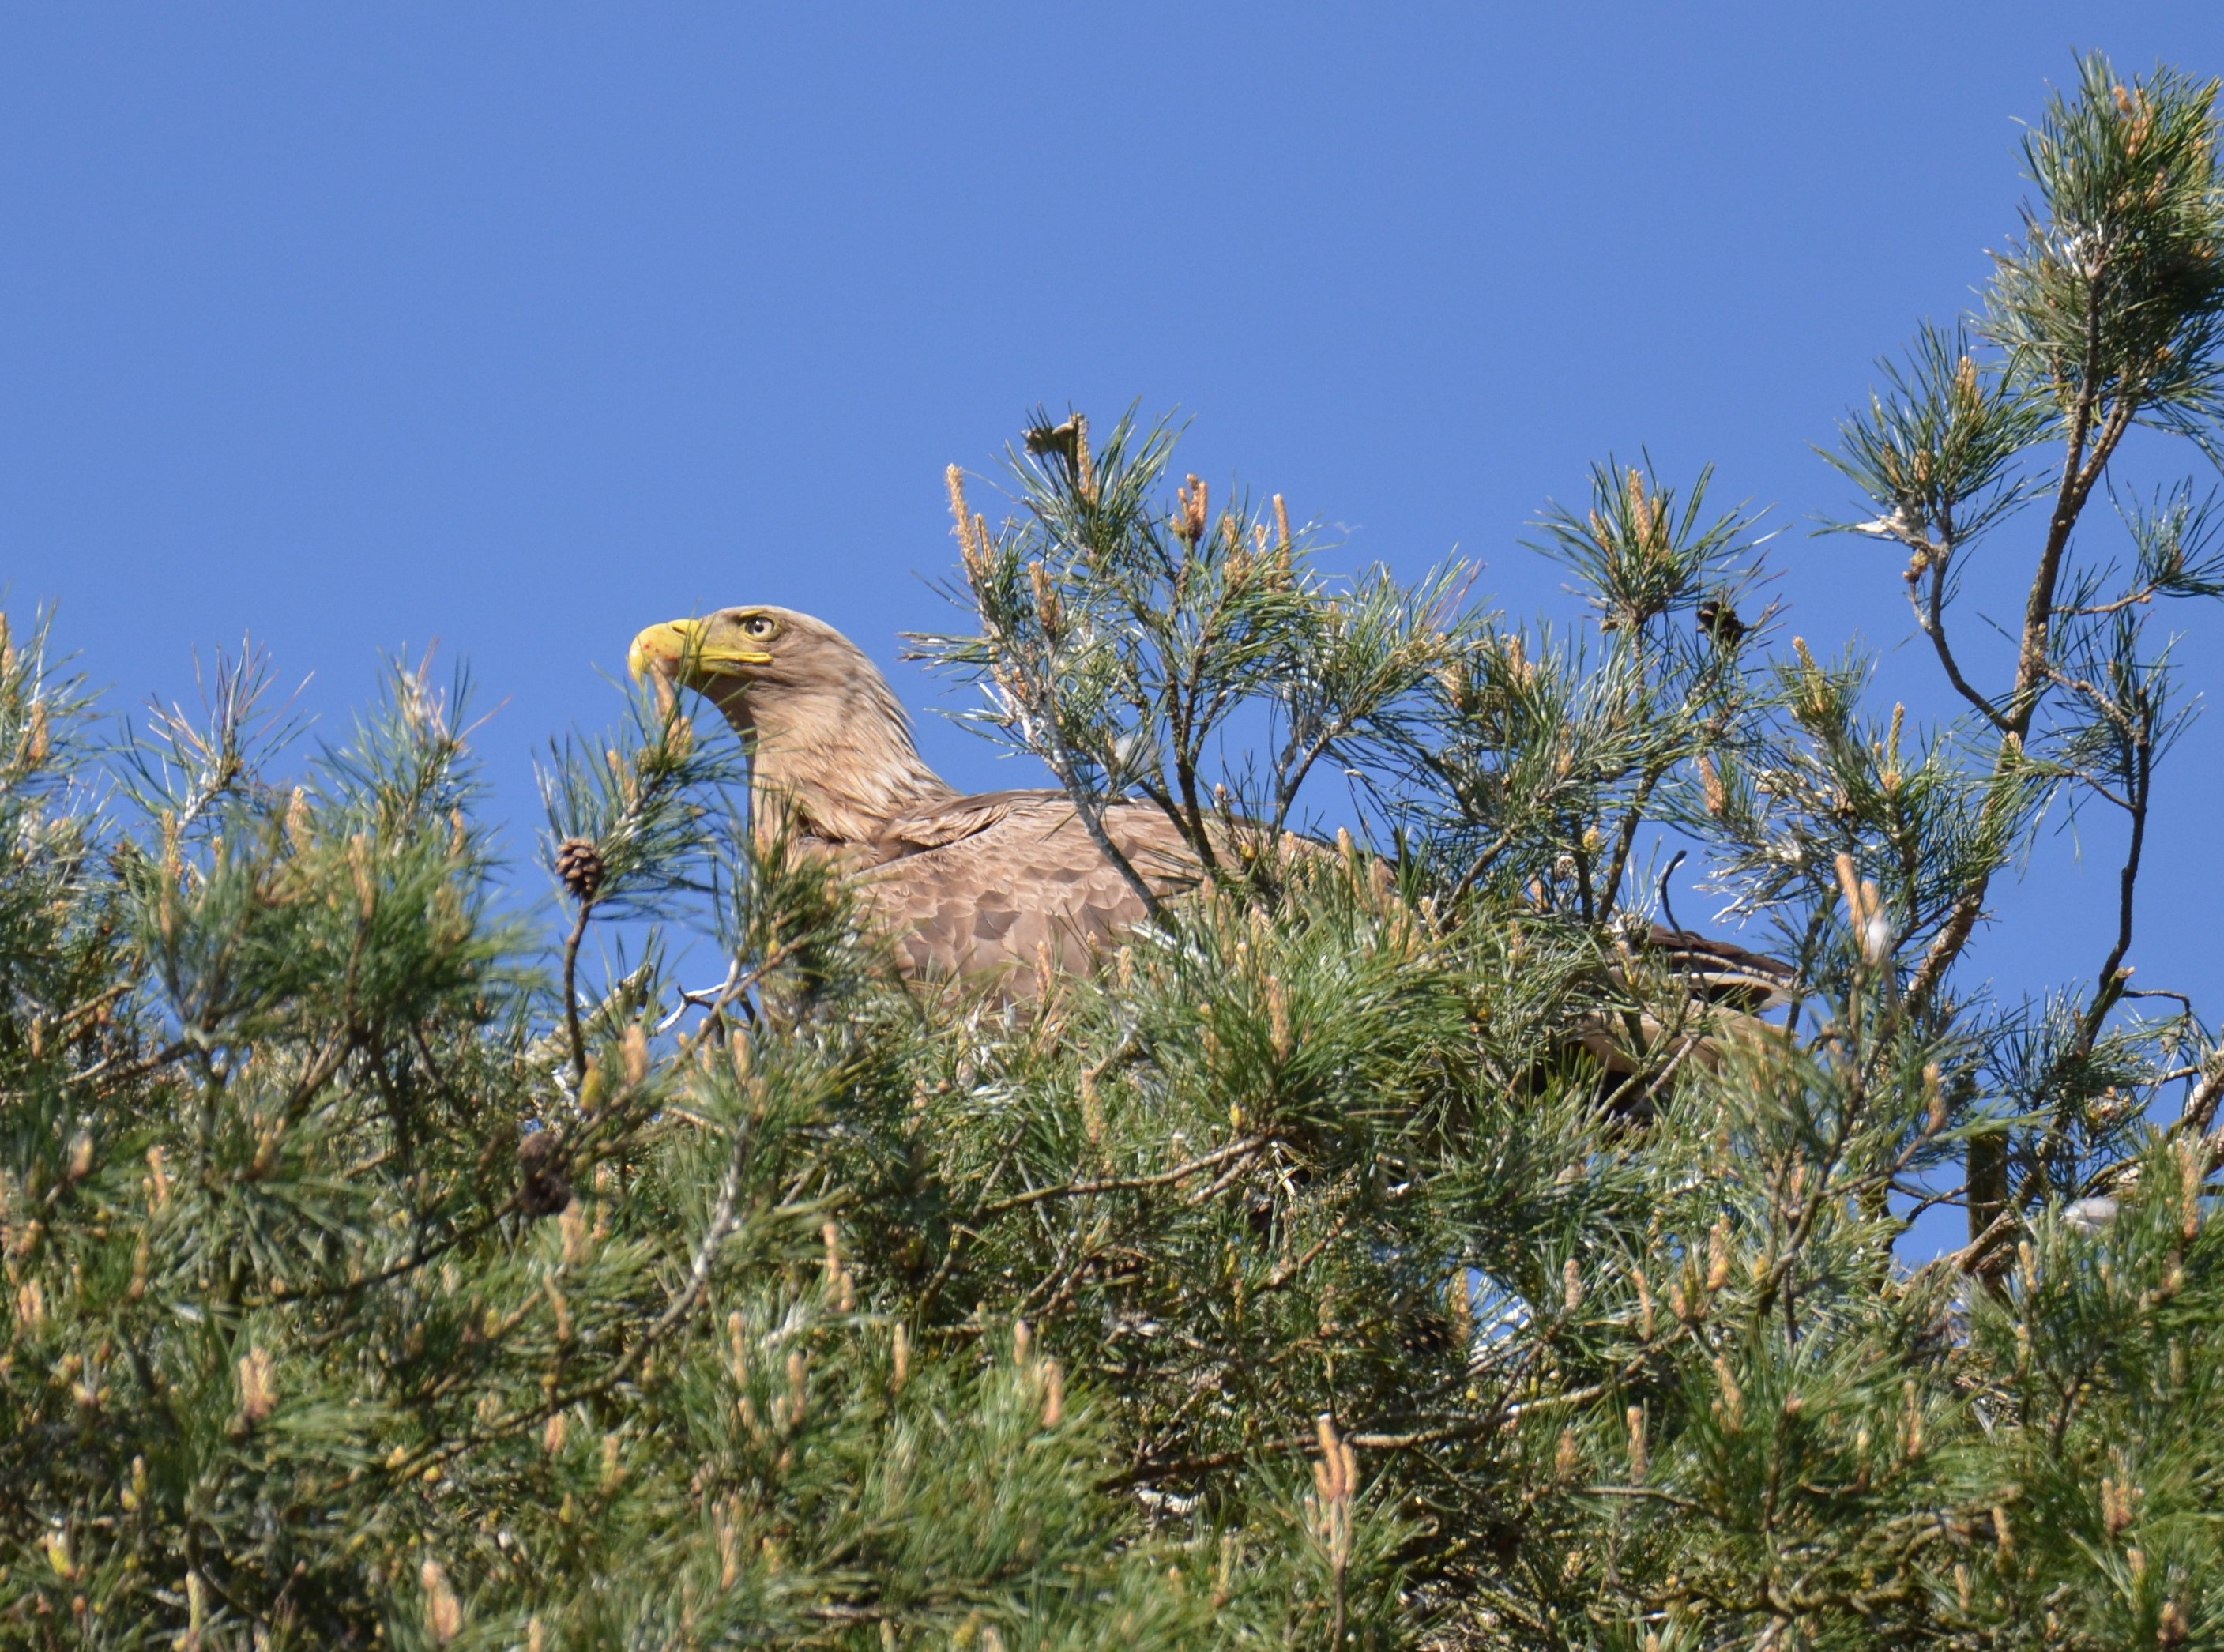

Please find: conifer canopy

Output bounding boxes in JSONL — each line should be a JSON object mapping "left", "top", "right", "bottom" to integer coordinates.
{"left": 6, "top": 50, "right": 2224, "bottom": 1652}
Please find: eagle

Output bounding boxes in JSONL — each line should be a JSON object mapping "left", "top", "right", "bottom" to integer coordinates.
{"left": 628, "top": 605, "right": 1206, "bottom": 995}
{"left": 627, "top": 606, "right": 1790, "bottom": 1030}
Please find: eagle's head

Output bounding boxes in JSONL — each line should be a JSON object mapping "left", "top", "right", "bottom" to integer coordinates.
{"left": 627, "top": 605, "right": 882, "bottom": 718}
{"left": 627, "top": 607, "right": 953, "bottom": 837}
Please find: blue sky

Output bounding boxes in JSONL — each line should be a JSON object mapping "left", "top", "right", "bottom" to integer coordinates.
{"left": 6, "top": 4, "right": 2223, "bottom": 1112}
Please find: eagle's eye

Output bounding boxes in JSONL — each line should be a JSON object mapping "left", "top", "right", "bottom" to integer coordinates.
{"left": 739, "top": 615, "right": 780, "bottom": 641}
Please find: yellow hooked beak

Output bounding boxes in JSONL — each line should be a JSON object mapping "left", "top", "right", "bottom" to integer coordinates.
{"left": 627, "top": 619, "right": 774, "bottom": 684}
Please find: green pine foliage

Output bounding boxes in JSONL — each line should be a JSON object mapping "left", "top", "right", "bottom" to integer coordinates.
{"left": 6, "top": 51, "right": 2224, "bottom": 1650}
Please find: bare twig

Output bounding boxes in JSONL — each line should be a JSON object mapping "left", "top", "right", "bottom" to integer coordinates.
{"left": 562, "top": 899, "right": 593, "bottom": 1083}
{"left": 1903, "top": 282, "right": 2141, "bottom": 1025}
{"left": 1909, "top": 545, "right": 2011, "bottom": 732}
{"left": 981, "top": 1135, "right": 1271, "bottom": 1216}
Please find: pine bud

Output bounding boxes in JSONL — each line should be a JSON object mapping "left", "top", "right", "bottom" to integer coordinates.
{"left": 621, "top": 1022, "right": 649, "bottom": 1089}
{"left": 1313, "top": 1413, "right": 1356, "bottom": 1502}
{"left": 559, "top": 1199, "right": 590, "bottom": 1266}
{"left": 1626, "top": 1404, "right": 1648, "bottom": 1484}
{"left": 1712, "top": 1354, "right": 1743, "bottom": 1432}
{"left": 1626, "top": 468, "right": 1654, "bottom": 543}
{"left": 1073, "top": 414, "right": 1095, "bottom": 501}
{"left": 1176, "top": 475, "right": 1210, "bottom": 545}
{"left": 1562, "top": 1257, "right": 1583, "bottom": 1315}
{"left": 349, "top": 833, "right": 376, "bottom": 920}
{"left": 786, "top": 1348, "right": 808, "bottom": 1427}
{"left": 420, "top": 1558, "right": 462, "bottom": 1644}
{"left": 237, "top": 1347, "right": 277, "bottom": 1427}
{"left": 2177, "top": 1135, "right": 2205, "bottom": 1240}
{"left": 946, "top": 464, "right": 976, "bottom": 561}
{"left": 1080, "top": 1070, "right": 1105, "bottom": 1146}
{"left": 555, "top": 837, "right": 606, "bottom": 905}
{"left": 2102, "top": 1473, "right": 2137, "bottom": 1535}
{"left": 890, "top": 1322, "right": 910, "bottom": 1394}
{"left": 1698, "top": 751, "right": 1725, "bottom": 818}
{"left": 1447, "top": 1267, "right": 1473, "bottom": 1349}
{"left": 1266, "top": 974, "right": 1291, "bottom": 1063}
{"left": 1041, "top": 1357, "right": 1065, "bottom": 1428}
{"left": 1027, "top": 559, "right": 1063, "bottom": 638}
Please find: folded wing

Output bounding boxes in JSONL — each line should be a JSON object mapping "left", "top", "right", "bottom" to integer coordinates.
{"left": 862, "top": 794, "right": 1205, "bottom": 991}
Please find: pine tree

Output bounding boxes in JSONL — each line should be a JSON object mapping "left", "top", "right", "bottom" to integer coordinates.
{"left": 6, "top": 50, "right": 2224, "bottom": 1650}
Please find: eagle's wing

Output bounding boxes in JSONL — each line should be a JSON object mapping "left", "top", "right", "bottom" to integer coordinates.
{"left": 1644, "top": 927, "right": 1795, "bottom": 1011}
{"left": 869, "top": 790, "right": 1044, "bottom": 857}
{"left": 1573, "top": 927, "right": 1796, "bottom": 1082}
{"left": 856, "top": 787, "right": 1797, "bottom": 1021}
{"left": 861, "top": 796, "right": 1201, "bottom": 988}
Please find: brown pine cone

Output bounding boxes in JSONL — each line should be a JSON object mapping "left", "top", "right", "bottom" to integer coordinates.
{"left": 517, "top": 1129, "right": 573, "bottom": 1217}
{"left": 1697, "top": 598, "right": 1750, "bottom": 646}
{"left": 555, "top": 837, "right": 605, "bottom": 905}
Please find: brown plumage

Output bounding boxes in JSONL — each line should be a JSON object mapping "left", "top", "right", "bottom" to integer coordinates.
{"left": 628, "top": 605, "right": 1207, "bottom": 993}
{"left": 627, "top": 606, "right": 1793, "bottom": 1022}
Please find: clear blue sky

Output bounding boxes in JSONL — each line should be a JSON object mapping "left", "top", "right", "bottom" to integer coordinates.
{"left": 6, "top": 5, "right": 2222, "bottom": 1059}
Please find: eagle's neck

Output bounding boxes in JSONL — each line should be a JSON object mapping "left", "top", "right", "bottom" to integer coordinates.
{"left": 713, "top": 679, "right": 955, "bottom": 845}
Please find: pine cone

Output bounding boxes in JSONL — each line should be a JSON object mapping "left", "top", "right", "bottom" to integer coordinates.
{"left": 555, "top": 837, "right": 605, "bottom": 905}
{"left": 517, "top": 1129, "right": 572, "bottom": 1217}
{"left": 1697, "top": 598, "right": 1750, "bottom": 645}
